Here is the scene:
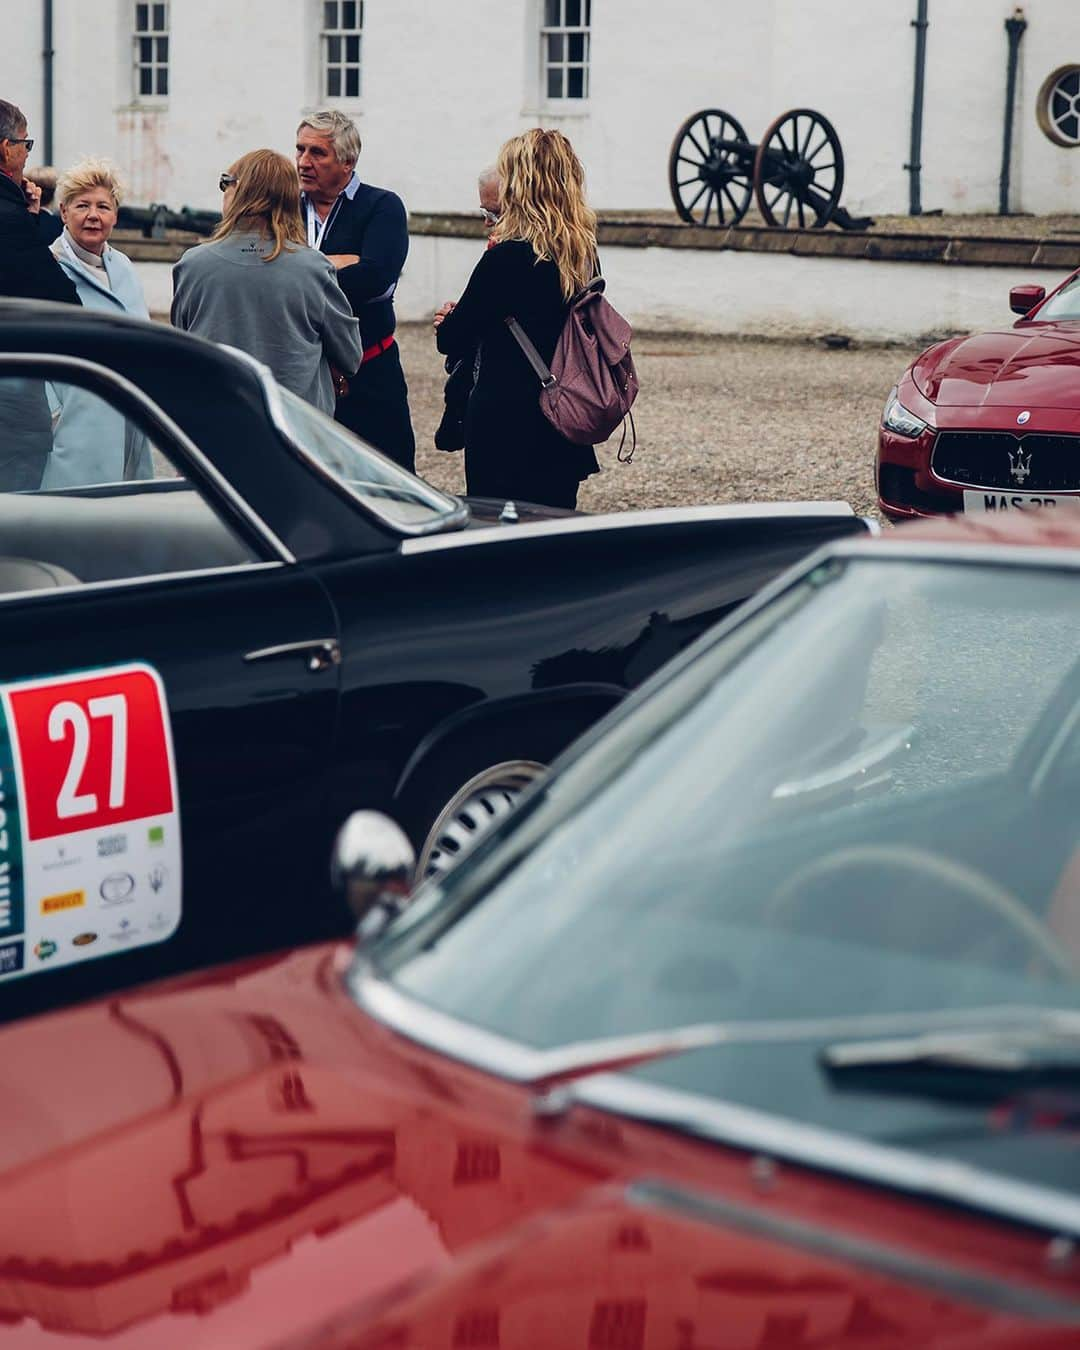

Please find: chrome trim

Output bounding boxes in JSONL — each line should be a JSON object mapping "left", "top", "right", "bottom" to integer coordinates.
{"left": 401, "top": 501, "right": 857, "bottom": 555}
{"left": 825, "top": 534, "right": 1080, "bottom": 571}
{"left": 350, "top": 965, "right": 1080, "bottom": 1237}
{"left": 244, "top": 637, "right": 340, "bottom": 671}
{"left": 631, "top": 1180, "right": 1080, "bottom": 1323}
{"left": 230, "top": 348, "right": 470, "bottom": 539}
{"left": 930, "top": 430, "right": 1080, "bottom": 494}
{"left": 0, "top": 561, "right": 286, "bottom": 609}
{"left": 0, "top": 352, "right": 294, "bottom": 563}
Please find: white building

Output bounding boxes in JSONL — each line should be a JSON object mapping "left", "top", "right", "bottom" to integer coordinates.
{"left": 2, "top": 1, "right": 1078, "bottom": 218}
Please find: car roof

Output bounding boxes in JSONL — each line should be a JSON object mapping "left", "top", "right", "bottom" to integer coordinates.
{"left": 882, "top": 510, "right": 1080, "bottom": 551}
{"left": 0, "top": 297, "right": 244, "bottom": 373}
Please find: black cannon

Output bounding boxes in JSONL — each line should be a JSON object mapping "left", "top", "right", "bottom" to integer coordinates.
{"left": 668, "top": 107, "right": 873, "bottom": 231}
{"left": 116, "top": 203, "right": 221, "bottom": 239}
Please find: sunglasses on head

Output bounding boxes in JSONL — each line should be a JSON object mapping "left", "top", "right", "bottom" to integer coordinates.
{"left": 219, "top": 173, "right": 238, "bottom": 192}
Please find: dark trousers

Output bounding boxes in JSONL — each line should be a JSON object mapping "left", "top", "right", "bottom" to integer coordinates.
{"left": 335, "top": 342, "right": 415, "bottom": 474}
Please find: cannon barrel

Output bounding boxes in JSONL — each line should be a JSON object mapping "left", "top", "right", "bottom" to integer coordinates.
{"left": 116, "top": 203, "right": 221, "bottom": 239}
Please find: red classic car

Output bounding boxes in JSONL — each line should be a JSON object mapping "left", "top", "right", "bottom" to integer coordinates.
{"left": 877, "top": 268, "right": 1080, "bottom": 520}
{"left": 1, "top": 514, "right": 1079, "bottom": 1348}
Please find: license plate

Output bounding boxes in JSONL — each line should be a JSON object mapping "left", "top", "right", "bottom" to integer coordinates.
{"left": 963, "top": 490, "right": 1080, "bottom": 514}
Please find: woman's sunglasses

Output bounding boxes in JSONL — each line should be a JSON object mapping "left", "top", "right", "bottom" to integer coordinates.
{"left": 219, "top": 173, "right": 238, "bottom": 192}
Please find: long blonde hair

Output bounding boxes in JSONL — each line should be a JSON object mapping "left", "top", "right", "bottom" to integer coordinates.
{"left": 490, "top": 129, "right": 597, "bottom": 299}
{"left": 208, "top": 149, "right": 305, "bottom": 262}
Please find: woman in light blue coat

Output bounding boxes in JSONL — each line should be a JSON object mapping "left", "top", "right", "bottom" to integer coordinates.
{"left": 44, "top": 158, "right": 153, "bottom": 488}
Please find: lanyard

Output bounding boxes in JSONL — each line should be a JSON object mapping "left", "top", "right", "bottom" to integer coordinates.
{"left": 305, "top": 193, "right": 344, "bottom": 251}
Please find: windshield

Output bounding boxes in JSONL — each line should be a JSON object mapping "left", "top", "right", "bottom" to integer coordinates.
{"left": 376, "top": 555, "right": 1080, "bottom": 1196}
{"left": 272, "top": 384, "right": 463, "bottom": 534}
{"left": 1038, "top": 273, "right": 1080, "bottom": 322}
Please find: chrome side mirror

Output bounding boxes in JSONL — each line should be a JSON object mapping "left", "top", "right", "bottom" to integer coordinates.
{"left": 331, "top": 811, "right": 416, "bottom": 942}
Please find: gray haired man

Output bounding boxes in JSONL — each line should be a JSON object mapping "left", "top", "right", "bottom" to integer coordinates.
{"left": 295, "top": 110, "right": 414, "bottom": 471}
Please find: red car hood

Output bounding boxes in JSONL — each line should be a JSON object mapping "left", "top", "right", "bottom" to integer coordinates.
{"left": 913, "top": 322, "right": 1080, "bottom": 410}
{"left": 0, "top": 946, "right": 1076, "bottom": 1349}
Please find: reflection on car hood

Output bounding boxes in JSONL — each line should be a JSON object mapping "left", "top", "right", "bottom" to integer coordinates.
{"left": 0, "top": 945, "right": 1075, "bottom": 1346}
{"left": 912, "top": 323, "right": 1080, "bottom": 410}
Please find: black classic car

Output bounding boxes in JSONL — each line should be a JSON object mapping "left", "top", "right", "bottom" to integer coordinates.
{"left": 0, "top": 299, "right": 869, "bottom": 1018}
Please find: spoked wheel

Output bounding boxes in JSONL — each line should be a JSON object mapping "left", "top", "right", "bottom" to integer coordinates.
{"left": 417, "top": 760, "right": 546, "bottom": 881}
{"left": 668, "top": 108, "right": 754, "bottom": 227}
{"left": 753, "top": 108, "right": 845, "bottom": 230}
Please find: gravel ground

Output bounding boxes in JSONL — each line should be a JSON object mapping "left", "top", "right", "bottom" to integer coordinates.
{"left": 400, "top": 324, "right": 921, "bottom": 520}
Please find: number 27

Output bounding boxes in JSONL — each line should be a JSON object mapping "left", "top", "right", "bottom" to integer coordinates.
{"left": 48, "top": 695, "right": 128, "bottom": 818}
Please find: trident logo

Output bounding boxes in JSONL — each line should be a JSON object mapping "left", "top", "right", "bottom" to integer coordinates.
{"left": 1008, "top": 445, "right": 1033, "bottom": 484}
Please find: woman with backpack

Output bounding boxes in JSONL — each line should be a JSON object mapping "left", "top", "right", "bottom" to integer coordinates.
{"left": 433, "top": 129, "right": 600, "bottom": 509}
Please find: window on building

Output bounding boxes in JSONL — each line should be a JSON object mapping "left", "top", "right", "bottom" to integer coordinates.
{"left": 541, "top": 0, "right": 590, "bottom": 101}
{"left": 322, "top": 1, "right": 363, "bottom": 100}
{"left": 134, "top": 2, "right": 169, "bottom": 99}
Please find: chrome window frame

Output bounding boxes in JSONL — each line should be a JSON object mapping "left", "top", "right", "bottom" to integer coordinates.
{"left": 238, "top": 350, "right": 469, "bottom": 539}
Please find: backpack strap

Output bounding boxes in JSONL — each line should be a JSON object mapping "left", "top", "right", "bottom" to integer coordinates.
{"left": 504, "top": 316, "right": 557, "bottom": 388}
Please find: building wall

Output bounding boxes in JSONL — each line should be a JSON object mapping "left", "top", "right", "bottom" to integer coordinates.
{"left": 2, "top": 0, "right": 1077, "bottom": 218}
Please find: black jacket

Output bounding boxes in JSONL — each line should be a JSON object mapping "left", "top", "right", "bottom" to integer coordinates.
{"left": 0, "top": 173, "right": 79, "bottom": 304}
{"left": 313, "top": 181, "right": 407, "bottom": 349}
{"left": 436, "top": 240, "right": 599, "bottom": 506}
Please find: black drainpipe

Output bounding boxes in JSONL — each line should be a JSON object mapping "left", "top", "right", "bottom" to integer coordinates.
{"left": 42, "top": 0, "right": 54, "bottom": 164}
{"left": 999, "top": 8, "right": 1028, "bottom": 215}
{"left": 906, "top": 0, "right": 929, "bottom": 215}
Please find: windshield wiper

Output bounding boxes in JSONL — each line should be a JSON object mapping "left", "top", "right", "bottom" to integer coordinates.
{"left": 822, "top": 1017, "right": 1080, "bottom": 1102}
{"left": 521, "top": 1006, "right": 1080, "bottom": 1114}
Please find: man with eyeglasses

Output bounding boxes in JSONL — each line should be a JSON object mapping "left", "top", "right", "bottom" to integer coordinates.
{"left": 0, "top": 99, "right": 78, "bottom": 492}
{"left": 0, "top": 99, "right": 78, "bottom": 304}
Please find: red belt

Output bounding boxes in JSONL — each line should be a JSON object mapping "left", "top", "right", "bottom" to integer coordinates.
{"left": 361, "top": 334, "right": 395, "bottom": 365}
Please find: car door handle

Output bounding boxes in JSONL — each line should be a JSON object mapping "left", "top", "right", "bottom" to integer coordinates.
{"left": 243, "top": 638, "right": 341, "bottom": 673}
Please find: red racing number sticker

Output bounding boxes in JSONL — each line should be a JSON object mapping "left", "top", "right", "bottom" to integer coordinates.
{"left": 8, "top": 667, "right": 175, "bottom": 841}
{"left": 0, "top": 663, "right": 182, "bottom": 983}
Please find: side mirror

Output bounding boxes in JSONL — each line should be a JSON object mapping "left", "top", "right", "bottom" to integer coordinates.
{"left": 331, "top": 811, "right": 416, "bottom": 941}
{"left": 1010, "top": 284, "right": 1045, "bottom": 316}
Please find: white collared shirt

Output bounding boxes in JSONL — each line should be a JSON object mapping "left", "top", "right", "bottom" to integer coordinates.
{"left": 303, "top": 171, "right": 361, "bottom": 251}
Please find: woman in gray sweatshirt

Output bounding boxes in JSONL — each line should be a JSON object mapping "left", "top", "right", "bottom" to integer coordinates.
{"left": 172, "top": 149, "right": 361, "bottom": 415}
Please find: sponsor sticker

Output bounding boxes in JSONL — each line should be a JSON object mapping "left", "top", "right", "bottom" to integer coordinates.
{"left": 0, "top": 941, "right": 23, "bottom": 975}
{"left": 99, "top": 873, "right": 135, "bottom": 904}
{"left": 41, "top": 890, "right": 84, "bottom": 915}
{"left": 0, "top": 664, "right": 181, "bottom": 983}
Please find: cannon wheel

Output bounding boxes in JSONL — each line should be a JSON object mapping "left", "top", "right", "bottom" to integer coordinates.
{"left": 668, "top": 108, "right": 754, "bottom": 227}
{"left": 753, "top": 108, "right": 845, "bottom": 230}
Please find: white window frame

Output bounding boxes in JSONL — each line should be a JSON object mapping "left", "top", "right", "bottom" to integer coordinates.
{"left": 320, "top": 0, "right": 364, "bottom": 102}
{"left": 133, "top": 1, "right": 169, "bottom": 102}
{"left": 540, "top": 0, "right": 591, "bottom": 103}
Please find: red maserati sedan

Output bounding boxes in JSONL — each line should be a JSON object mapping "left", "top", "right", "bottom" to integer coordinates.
{"left": 877, "top": 267, "right": 1080, "bottom": 519}
{"left": 0, "top": 514, "right": 1078, "bottom": 1348}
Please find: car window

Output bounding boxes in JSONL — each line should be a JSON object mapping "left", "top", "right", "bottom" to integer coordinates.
{"left": 0, "top": 368, "right": 259, "bottom": 593}
{"left": 377, "top": 557, "right": 1080, "bottom": 1200}
{"left": 270, "top": 384, "right": 463, "bottom": 533}
{"left": 1038, "top": 273, "right": 1080, "bottom": 321}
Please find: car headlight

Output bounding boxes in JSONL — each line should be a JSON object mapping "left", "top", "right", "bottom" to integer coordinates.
{"left": 882, "top": 388, "right": 928, "bottom": 438}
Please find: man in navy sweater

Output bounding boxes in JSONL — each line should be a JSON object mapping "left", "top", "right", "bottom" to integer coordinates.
{"left": 296, "top": 111, "right": 414, "bottom": 472}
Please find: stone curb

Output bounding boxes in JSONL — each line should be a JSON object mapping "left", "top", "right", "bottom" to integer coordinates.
{"left": 113, "top": 215, "right": 1080, "bottom": 271}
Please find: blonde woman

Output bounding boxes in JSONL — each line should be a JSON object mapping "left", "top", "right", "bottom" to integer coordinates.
{"left": 434, "top": 129, "right": 599, "bottom": 508}
{"left": 44, "top": 158, "right": 152, "bottom": 487}
{"left": 172, "top": 149, "right": 360, "bottom": 414}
